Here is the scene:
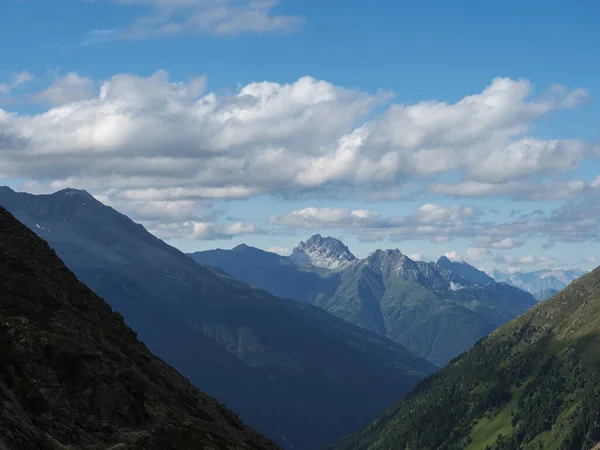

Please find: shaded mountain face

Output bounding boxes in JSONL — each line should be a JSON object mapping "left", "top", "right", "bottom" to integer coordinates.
{"left": 192, "top": 240, "right": 536, "bottom": 366}
{"left": 290, "top": 234, "right": 356, "bottom": 270}
{"left": 336, "top": 266, "right": 600, "bottom": 450}
{"left": 0, "top": 187, "right": 434, "bottom": 450}
{"left": 0, "top": 206, "right": 278, "bottom": 450}
{"left": 491, "top": 268, "right": 586, "bottom": 299}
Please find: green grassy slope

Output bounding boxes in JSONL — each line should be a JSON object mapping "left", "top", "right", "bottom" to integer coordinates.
{"left": 336, "top": 266, "right": 600, "bottom": 450}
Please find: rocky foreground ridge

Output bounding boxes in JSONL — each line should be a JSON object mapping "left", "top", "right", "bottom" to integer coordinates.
{"left": 0, "top": 205, "right": 278, "bottom": 450}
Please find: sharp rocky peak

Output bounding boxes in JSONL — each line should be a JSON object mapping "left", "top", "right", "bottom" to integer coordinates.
{"left": 290, "top": 234, "right": 356, "bottom": 270}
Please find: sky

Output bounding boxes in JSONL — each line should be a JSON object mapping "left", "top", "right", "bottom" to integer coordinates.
{"left": 0, "top": 0, "right": 599, "bottom": 273}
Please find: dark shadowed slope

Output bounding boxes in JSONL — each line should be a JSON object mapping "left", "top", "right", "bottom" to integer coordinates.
{"left": 0, "top": 206, "right": 278, "bottom": 450}
{"left": 337, "top": 268, "right": 600, "bottom": 450}
{"left": 0, "top": 187, "right": 435, "bottom": 450}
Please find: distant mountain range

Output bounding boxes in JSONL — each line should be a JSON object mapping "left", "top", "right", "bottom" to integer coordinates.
{"left": 0, "top": 187, "right": 434, "bottom": 450}
{"left": 0, "top": 205, "right": 278, "bottom": 450}
{"left": 191, "top": 235, "right": 537, "bottom": 366}
{"left": 337, "top": 264, "right": 600, "bottom": 450}
{"left": 490, "top": 268, "right": 586, "bottom": 300}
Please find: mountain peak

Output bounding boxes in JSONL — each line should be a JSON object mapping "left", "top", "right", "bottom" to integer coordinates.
{"left": 290, "top": 234, "right": 356, "bottom": 270}
{"left": 55, "top": 187, "right": 95, "bottom": 199}
{"left": 436, "top": 256, "right": 493, "bottom": 285}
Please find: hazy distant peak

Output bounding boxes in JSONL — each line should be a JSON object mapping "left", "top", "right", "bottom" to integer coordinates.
{"left": 290, "top": 234, "right": 356, "bottom": 270}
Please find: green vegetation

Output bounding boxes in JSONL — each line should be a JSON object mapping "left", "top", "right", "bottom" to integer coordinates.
{"left": 336, "top": 267, "right": 600, "bottom": 450}
{"left": 192, "top": 245, "right": 536, "bottom": 366}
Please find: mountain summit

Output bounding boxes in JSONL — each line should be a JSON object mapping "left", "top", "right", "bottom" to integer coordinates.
{"left": 192, "top": 239, "right": 537, "bottom": 366}
{"left": 290, "top": 234, "right": 357, "bottom": 270}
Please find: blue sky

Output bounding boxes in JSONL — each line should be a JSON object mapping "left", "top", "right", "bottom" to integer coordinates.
{"left": 1, "top": 0, "right": 599, "bottom": 272}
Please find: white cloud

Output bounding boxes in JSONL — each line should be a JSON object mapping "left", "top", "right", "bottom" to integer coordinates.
{"left": 33, "top": 72, "right": 95, "bottom": 105}
{"left": 1, "top": 71, "right": 591, "bottom": 205}
{"left": 151, "top": 220, "right": 263, "bottom": 240}
{"left": 473, "top": 236, "right": 524, "bottom": 249}
{"left": 1, "top": 71, "right": 597, "bottom": 247}
{"left": 412, "top": 204, "right": 476, "bottom": 223}
{"left": 83, "top": 0, "right": 304, "bottom": 43}
{"left": 443, "top": 251, "right": 461, "bottom": 261}
{"left": 408, "top": 252, "right": 425, "bottom": 261}
{"left": 268, "top": 246, "right": 291, "bottom": 256}
{"left": 0, "top": 70, "right": 34, "bottom": 94}
{"left": 465, "top": 247, "right": 492, "bottom": 261}
{"left": 582, "top": 256, "right": 597, "bottom": 264}
{"left": 496, "top": 254, "right": 557, "bottom": 266}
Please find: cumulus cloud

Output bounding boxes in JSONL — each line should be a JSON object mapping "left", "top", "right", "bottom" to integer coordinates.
{"left": 1, "top": 70, "right": 597, "bottom": 249}
{"left": 33, "top": 72, "right": 95, "bottom": 105}
{"left": 1, "top": 71, "right": 592, "bottom": 205}
{"left": 82, "top": 0, "right": 304, "bottom": 43}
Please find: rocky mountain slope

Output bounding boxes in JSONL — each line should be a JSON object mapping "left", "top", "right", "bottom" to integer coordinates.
{"left": 290, "top": 234, "right": 357, "bottom": 270}
{"left": 0, "top": 187, "right": 435, "bottom": 450}
{"left": 192, "top": 237, "right": 536, "bottom": 366}
{"left": 0, "top": 205, "right": 278, "bottom": 450}
{"left": 337, "top": 266, "right": 600, "bottom": 450}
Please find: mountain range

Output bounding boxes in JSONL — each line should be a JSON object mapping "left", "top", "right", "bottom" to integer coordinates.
{"left": 191, "top": 235, "right": 537, "bottom": 366}
{"left": 337, "top": 264, "right": 600, "bottom": 450}
{"left": 0, "top": 187, "right": 434, "bottom": 450}
{"left": 490, "top": 268, "right": 586, "bottom": 300}
{"left": 0, "top": 205, "right": 278, "bottom": 450}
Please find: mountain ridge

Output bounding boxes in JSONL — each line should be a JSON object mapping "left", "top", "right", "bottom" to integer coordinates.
{"left": 0, "top": 204, "right": 279, "bottom": 450}
{"left": 336, "top": 265, "right": 600, "bottom": 450}
{"left": 0, "top": 187, "right": 434, "bottom": 450}
{"left": 191, "top": 236, "right": 537, "bottom": 366}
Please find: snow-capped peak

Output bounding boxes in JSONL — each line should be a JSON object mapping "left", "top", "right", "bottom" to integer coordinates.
{"left": 290, "top": 234, "right": 356, "bottom": 270}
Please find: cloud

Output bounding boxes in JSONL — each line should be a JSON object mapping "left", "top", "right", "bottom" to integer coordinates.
{"left": 408, "top": 252, "right": 426, "bottom": 261}
{"left": 443, "top": 251, "right": 461, "bottom": 261}
{"left": 1, "top": 71, "right": 597, "bottom": 246}
{"left": 495, "top": 254, "right": 558, "bottom": 266}
{"left": 582, "top": 256, "right": 597, "bottom": 264}
{"left": 268, "top": 200, "right": 600, "bottom": 249}
{"left": 33, "top": 72, "right": 95, "bottom": 105}
{"left": 473, "top": 236, "right": 524, "bottom": 249}
{"left": 268, "top": 246, "right": 291, "bottom": 256}
{"left": 465, "top": 247, "right": 493, "bottom": 261}
{"left": 269, "top": 204, "right": 477, "bottom": 242}
{"left": 82, "top": 0, "right": 304, "bottom": 43}
{"left": 0, "top": 71, "right": 34, "bottom": 94}
{"left": 150, "top": 220, "right": 264, "bottom": 240}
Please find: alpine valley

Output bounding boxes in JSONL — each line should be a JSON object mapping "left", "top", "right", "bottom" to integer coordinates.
{"left": 0, "top": 187, "right": 434, "bottom": 450}
{"left": 336, "top": 264, "right": 600, "bottom": 450}
{"left": 191, "top": 235, "right": 538, "bottom": 366}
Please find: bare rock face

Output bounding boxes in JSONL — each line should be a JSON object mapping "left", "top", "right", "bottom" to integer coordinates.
{"left": 0, "top": 205, "right": 279, "bottom": 450}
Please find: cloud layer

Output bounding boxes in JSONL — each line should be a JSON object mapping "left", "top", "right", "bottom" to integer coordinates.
{"left": 1, "top": 70, "right": 597, "bottom": 250}
{"left": 82, "top": 0, "right": 304, "bottom": 44}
